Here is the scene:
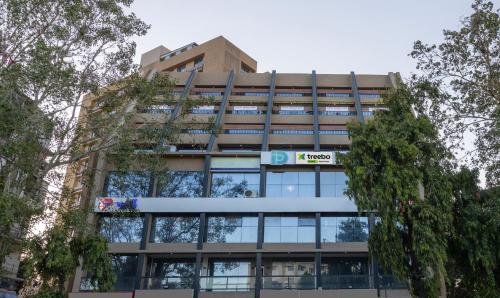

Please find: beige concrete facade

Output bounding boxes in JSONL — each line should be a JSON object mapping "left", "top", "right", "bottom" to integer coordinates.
{"left": 65, "top": 37, "right": 408, "bottom": 298}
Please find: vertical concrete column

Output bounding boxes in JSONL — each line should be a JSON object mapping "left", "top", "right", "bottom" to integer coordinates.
{"left": 315, "top": 212, "right": 321, "bottom": 249}
{"left": 350, "top": 71, "right": 365, "bottom": 123}
{"left": 259, "top": 165, "right": 266, "bottom": 197}
{"left": 257, "top": 213, "right": 264, "bottom": 249}
{"left": 193, "top": 252, "right": 203, "bottom": 298}
{"left": 315, "top": 252, "right": 322, "bottom": 289}
{"left": 255, "top": 252, "right": 262, "bottom": 298}
{"left": 197, "top": 213, "right": 206, "bottom": 250}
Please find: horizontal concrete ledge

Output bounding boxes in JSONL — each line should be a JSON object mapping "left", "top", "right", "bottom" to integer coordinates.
{"left": 135, "top": 289, "right": 193, "bottom": 298}
{"left": 261, "top": 289, "right": 378, "bottom": 298}
{"left": 69, "top": 293, "right": 132, "bottom": 298}
{"left": 95, "top": 197, "right": 358, "bottom": 213}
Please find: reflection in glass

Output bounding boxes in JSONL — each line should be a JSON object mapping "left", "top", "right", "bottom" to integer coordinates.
{"left": 264, "top": 216, "right": 315, "bottom": 243}
{"left": 145, "top": 258, "right": 195, "bottom": 289}
{"left": 266, "top": 172, "right": 315, "bottom": 198}
{"left": 207, "top": 216, "right": 258, "bottom": 243}
{"left": 320, "top": 172, "right": 348, "bottom": 197}
{"left": 111, "top": 255, "right": 138, "bottom": 291}
{"left": 99, "top": 216, "right": 143, "bottom": 243}
{"left": 105, "top": 171, "right": 151, "bottom": 197}
{"left": 321, "top": 217, "right": 368, "bottom": 243}
{"left": 321, "top": 257, "right": 369, "bottom": 289}
{"left": 210, "top": 173, "right": 260, "bottom": 198}
{"left": 152, "top": 217, "right": 200, "bottom": 243}
{"left": 156, "top": 171, "right": 203, "bottom": 198}
{"left": 204, "top": 260, "right": 255, "bottom": 291}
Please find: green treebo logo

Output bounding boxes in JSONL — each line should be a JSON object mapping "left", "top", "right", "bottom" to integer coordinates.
{"left": 297, "top": 153, "right": 305, "bottom": 160}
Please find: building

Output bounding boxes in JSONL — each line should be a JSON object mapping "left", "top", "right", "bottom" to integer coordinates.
{"left": 67, "top": 36, "right": 409, "bottom": 298}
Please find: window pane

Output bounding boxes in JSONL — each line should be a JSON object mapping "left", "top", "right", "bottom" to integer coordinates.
{"left": 156, "top": 171, "right": 203, "bottom": 197}
{"left": 281, "top": 227, "right": 298, "bottom": 242}
{"left": 264, "top": 227, "right": 280, "bottom": 243}
{"left": 211, "top": 173, "right": 260, "bottom": 198}
{"left": 320, "top": 172, "right": 335, "bottom": 184}
{"left": 207, "top": 216, "right": 257, "bottom": 243}
{"left": 320, "top": 185, "right": 336, "bottom": 197}
{"left": 298, "top": 185, "right": 315, "bottom": 197}
{"left": 265, "top": 217, "right": 281, "bottom": 226}
{"left": 241, "top": 227, "right": 258, "bottom": 243}
{"left": 105, "top": 171, "right": 151, "bottom": 197}
{"left": 298, "top": 172, "right": 315, "bottom": 184}
{"left": 266, "top": 185, "right": 281, "bottom": 197}
{"left": 153, "top": 217, "right": 199, "bottom": 243}
{"left": 266, "top": 172, "right": 282, "bottom": 185}
{"left": 281, "top": 217, "right": 298, "bottom": 226}
{"left": 100, "top": 216, "right": 143, "bottom": 243}
{"left": 282, "top": 172, "right": 298, "bottom": 185}
{"left": 242, "top": 217, "right": 258, "bottom": 226}
{"left": 298, "top": 227, "right": 315, "bottom": 242}
{"left": 111, "top": 255, "right": 138, "bottom": 291}
{"left": 298, "top": 217, "right": 315, "bottom": 226}
{"left": 282, "top": 184, "right": 298, "bottom": 198}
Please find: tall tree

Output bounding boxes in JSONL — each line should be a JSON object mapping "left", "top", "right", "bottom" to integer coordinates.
{"left": 410, "top": 0, "right": 499, "bottom": 186}
{"left": 446, "top": 167, "right": 500, "bottom": 297}
{"left": 340, "top": 84, "right": 453, "bottom": 297}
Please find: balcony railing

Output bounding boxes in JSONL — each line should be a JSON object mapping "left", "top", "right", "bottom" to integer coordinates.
{"left": 224, "top": 129, "right": 264, "bottom": 134}
{"left": 262, "top": 275, "right": 316, "bottom": 289}
{"left": 322, "top": 274, "right": 370, "bottom": 289}
{"left": 80, "top": 276, "right": 136, "bottom": 292}
{"left": 142, "top": 276, "right": 194, "bottom": 289}
{"left": 378, "top": 274, "right": 406, "bottom": 289}
{"left": 200, "top": 276, "right": 255, "bottom": 291}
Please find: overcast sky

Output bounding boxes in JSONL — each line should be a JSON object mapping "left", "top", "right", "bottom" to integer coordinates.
{"left": 129, "top": 0, "right": 491, "bottom": 78}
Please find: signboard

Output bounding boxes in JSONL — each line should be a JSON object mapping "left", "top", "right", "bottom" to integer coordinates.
{"left": 233, "top": 106, "right": 257, "bottom": 111}
{"left": 97, "top": 198, "right": 138, "bottom": 211}
{"left": 368, "top": 107, "right": 389, "bottom": 112}
{"left": 196, "top": 105, "right": 215, "bottom": 110}
{"left": 261, "top": 151, "right": 336, "bottom": 165}
{"left": 295, "top": 152, "right": 334, "bottom": 165}
{"left": 280, "top": 106, "right": 304, "bottom": 111}
{"left": 326, "top": 106, "right": 349, "bottom": 112}
{"left": 211, "top": 157, "right": 260, "bottom": 170}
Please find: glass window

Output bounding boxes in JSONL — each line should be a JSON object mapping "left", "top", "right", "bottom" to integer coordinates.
{"left": 321, "top": 216, "right": 368, "bottom": 243}
{"left": 320, "top": 172, "right": 348, "bottom": 198}
{"left": 99, "top": 216, "right": 143, "bottom": 243}
{"left": 105, "top": 171, "right": 151, "bottom": 197}
{"left": 111, "top": 255, "right": 138, "bottom": 291}
{"left": 321, "top": 257, "right": 369, "bottom": 289}
{"left": 152, "top": 216, "right": 200, "bottom": 243}
{"left": 264, "top": 216, "right": 315, "bottom": 243}
{"left": 207, "top": 216, "right": 258, "bottom": 243}
{"left": 266, "top": 172, "right": 315, "bottom": 198}
{"left": 210, "top": 173, "right": 260, "bottom": 198}
{"left": 156, "top": 171, "right": 203, "bottom": 198}
{"left": 145, "top": 258, "right": 195, "bottom": 289}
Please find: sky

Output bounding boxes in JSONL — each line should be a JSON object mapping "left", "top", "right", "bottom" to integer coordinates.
{"left": 128, "top": 0, "right": 489, "bottom": 78}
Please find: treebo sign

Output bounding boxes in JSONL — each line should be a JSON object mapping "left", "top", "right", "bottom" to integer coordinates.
{"left": 296, "top": 152, "right": 334, "bottom": 164}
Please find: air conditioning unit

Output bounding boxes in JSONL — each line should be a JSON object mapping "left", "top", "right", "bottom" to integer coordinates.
{"left": 160, "top": 144, "right": 177, "bottom": 152}
{"left": 244, "top": 190, "right": 258, "bottom": 198}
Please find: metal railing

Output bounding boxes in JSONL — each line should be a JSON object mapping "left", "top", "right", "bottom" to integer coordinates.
{"left": 224, "top": 129, "right": 264, "bottom": 134}
{"left": 322, "top": 274, "right": 370, "bottom": 289}
{"left": 80, "top": 276, "right": 135, "bottom": 292}
{"left": 262, "top": 275, "right": 316, "bottom": 290}
{"left": 199, "top": 276, "right": 255, "bottom": 291}
{"left": 142, "top": 276, "right": 194, "bottom": 289}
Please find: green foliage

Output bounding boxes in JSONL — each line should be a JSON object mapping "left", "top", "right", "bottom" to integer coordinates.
{"left": 21, "top": 207, "right": 115, "bottom": 296}
{"left": 446, "top": 168, "right": 500, "bottom": 297}
{"left": 410, "top": 0, "right": 499, "bottom": 186}
{"left": 340, "top": 84, "right": 453, "bottom": 297}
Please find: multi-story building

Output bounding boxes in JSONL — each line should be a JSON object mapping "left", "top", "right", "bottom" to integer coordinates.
{"left": 67, "top": 36, "right": 409, "bottom": 298}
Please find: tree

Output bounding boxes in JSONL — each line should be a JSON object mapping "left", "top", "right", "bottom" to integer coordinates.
{"left": 337, "top": 218, "right": 368, "bottom": 242}
{"left": 0, "top": 0, "right": 212, "bottom": 296}
{"left": 446, "top": 167, "right": 500, "bottom": 297}
{"left": 410, "top": 0, "right": 499, "bottom": 186}
{"left": 340, "top": 84, "right": 453, "bottom": 298}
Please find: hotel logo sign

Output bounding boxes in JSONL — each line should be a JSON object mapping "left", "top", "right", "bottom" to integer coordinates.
{"left": 295, "top": 152, "right": 334, "bottom": 165}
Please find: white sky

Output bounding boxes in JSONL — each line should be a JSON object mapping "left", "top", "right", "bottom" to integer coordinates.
{"left": 129, "top": 0, "right": 489, "bottom": 76}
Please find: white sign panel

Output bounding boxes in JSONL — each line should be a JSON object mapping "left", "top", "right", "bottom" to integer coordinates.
{"left": 295, "top": 152, "right": 334, "bottom": 165}
{"left": 326, "top": 106, "right": 349, "bottom": 112}
{"left": 281, "top": 106, "right": 304, "bottom": 111}
{"left": 196, "top": 105, "right": 215, "bottom": 110}
{"left": 368, "top": 107, "right": 389, "bottom": 112}
{"left": 233, "top": 106, "right": 257, "bottom": 111}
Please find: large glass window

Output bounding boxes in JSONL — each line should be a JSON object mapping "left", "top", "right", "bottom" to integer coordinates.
{"left": 201, "top": 260, "right": 255, "bottom": 291}
{"left": 145, "top": 258, "right": 195, "bottom": 289}
{"left": 321, "top": 257, "right": 369, "bottom": 289}
{"left": 210, "top": 173, "right": 260, "bottom": 198}
{"left": 320, "top": 172, "right": 348, "bottom": 197}
{"left": 105, "top": 171, "right": 151, "bottom": 197}
{"left": 264, "top": 216, "right": 315, "bottom": 243}
{"left": 152, "top": 216, "right": 200, "bottom": 243}
{"left": 156, "top": 171, "right": 203, "bottom": 198}
{"left": 207, "top": 216, "right": 258, "bottom": 243}
{"left": 263, "top": 261, "right": 316, "bottom": 289}
{"left": 321, "top": 216, "right": 368, "bottom": 243}
{"left": 99, "top": 216, "right": 143, "bottom": 243}
{"left": 266, "top": 172, "right": 315, "bottom": 198}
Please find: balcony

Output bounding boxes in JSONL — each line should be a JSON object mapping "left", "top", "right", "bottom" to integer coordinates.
{"left": 200, "top": 276, "right": 255, "bottom": 292}
{"left": 262, "top": 275, "right": 316, "bottom": 290}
